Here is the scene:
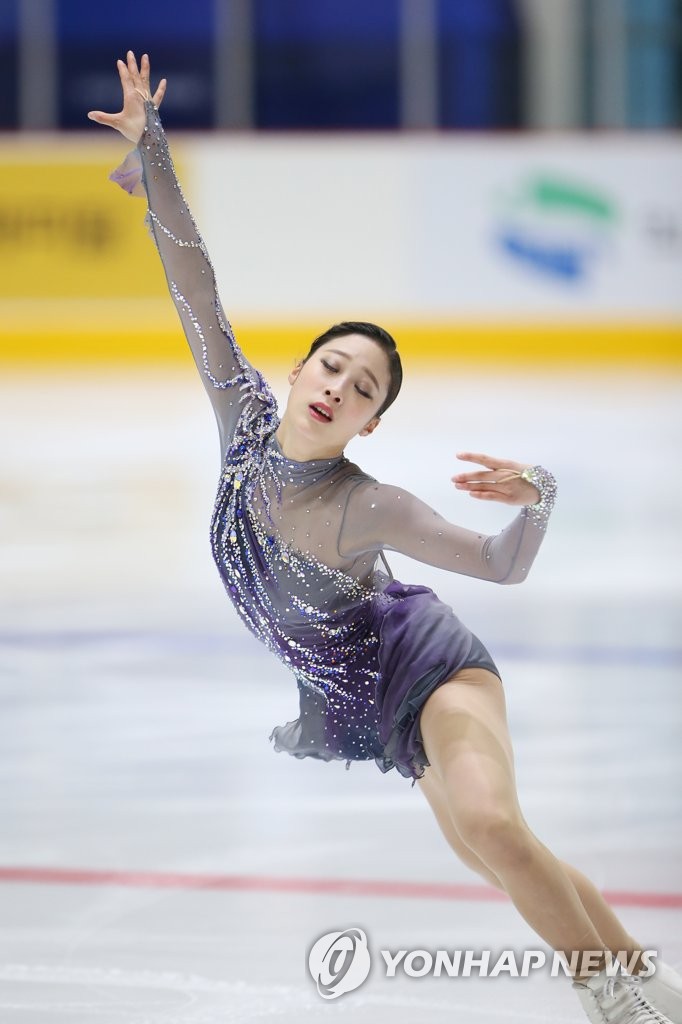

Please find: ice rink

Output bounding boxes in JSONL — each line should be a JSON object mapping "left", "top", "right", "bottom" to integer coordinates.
{"left": 1, "top": 363, "right": 681, "bottom": 1023}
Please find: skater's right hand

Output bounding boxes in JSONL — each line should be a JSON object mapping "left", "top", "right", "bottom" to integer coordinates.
{"left": 87, "top": 51, "right": 167, "bottom": 144}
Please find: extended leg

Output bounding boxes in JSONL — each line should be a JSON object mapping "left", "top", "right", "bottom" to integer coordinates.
{"left": 416, "top": 666, "right": 680, "bottom": 1020}
{"left": 418, "top": 666, "right": 607, "bottom": 974}
{"left": 417, "top": 764, "right": 642, "bottom": 967}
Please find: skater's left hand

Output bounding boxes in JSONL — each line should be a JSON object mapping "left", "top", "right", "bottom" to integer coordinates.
{"left": 452, "top": 452, "right": 540, "bottom": 506}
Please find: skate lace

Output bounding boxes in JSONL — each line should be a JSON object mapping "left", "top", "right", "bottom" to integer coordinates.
{"left": 601, "top": 974, "right": 670, "bottom": 1024}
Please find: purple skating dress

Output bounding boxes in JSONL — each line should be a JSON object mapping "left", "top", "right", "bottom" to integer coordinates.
{"left": 110, "top": 102, "right": 557, "bottom": 785}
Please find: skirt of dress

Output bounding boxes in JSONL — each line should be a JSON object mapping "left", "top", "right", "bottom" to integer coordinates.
{"left": 373, "top": 579, "right": 501, "bottom": 785}
{"left": 268, "top": 577, "right": 501, "bottom": 785}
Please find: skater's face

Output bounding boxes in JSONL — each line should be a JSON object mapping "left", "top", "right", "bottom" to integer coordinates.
{"left": 285, "top": 333, "right": 390, "bottom": 454}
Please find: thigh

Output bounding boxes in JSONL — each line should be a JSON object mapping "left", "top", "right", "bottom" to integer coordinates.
{"left": 418, "top": 667, "right": 523, "bottom": 825}
{"left": 416, "top": 765, "right": 504, "bottom": 889}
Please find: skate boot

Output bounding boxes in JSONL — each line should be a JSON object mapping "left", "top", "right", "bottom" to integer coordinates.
{"left": 636, "top": 962, "right": 682, "bottom": 1024}
{"left": 573, "top": 966, "right": 673, "bottom": 1023}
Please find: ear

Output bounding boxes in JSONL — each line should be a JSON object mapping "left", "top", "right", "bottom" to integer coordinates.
{"left": 359, "top": 417, "right": 381, "bottom": 437}
{"left": 288, "top": 361, "right": 303, "bottom": 386}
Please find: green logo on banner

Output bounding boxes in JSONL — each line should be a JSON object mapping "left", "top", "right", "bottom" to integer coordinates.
{"left": 497, "top": 175, "right": 618, "bottom": 281}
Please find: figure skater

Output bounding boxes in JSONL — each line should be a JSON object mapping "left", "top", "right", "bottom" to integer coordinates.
{"left": 88, "top": 52, "right": 682, "bottom": 1024}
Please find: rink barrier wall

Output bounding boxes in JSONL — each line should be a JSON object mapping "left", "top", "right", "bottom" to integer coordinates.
{"left": 1, "top": 312, "right": 681, "bottom": 366}
{"left": 1, "top": 133, "right": 681, "bottom": 365}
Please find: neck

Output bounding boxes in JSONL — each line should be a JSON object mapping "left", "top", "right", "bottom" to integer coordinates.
{"left": 275, "top": 415, "right": 344, "bottom": 463}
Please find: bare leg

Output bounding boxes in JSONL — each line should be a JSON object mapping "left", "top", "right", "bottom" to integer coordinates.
{"left": 556, "top": 864, "right": 644, "bottom": 972}
{"left": 417, "top": 765, "right": 643, "bottom": 970}
{"left": 417, "top": 667, "right": 632, "bottom": 975}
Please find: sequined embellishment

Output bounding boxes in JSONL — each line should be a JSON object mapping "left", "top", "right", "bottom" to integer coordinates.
{"left": 521, "top": 466, "right": 558, "bottom": 530}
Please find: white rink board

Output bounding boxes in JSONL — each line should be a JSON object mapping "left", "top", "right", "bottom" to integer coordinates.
{"left": 187, "top": 134, "right": 682, "bottom": 319}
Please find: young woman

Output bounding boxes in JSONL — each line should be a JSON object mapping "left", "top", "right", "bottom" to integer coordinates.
{"left": 88, "top": 52, "right": 681, "bottom": 1024}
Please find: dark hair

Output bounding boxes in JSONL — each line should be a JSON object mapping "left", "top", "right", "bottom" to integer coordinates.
{"left": 301, "top": 321, "right": 402, "bottom": 418}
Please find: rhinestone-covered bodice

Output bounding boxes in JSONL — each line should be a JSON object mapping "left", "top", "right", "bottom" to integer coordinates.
{"left": 209, "top": 398, "right": 392, "bottom": 716}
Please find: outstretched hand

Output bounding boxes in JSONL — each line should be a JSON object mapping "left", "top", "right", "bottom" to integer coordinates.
{"left": 452, "top": 452, "right": 540, "bottom": 506}
{"left": 87, "top": 51, "right": 167, "bottom": 143}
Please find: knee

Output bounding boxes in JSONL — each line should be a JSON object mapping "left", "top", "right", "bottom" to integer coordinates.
{"left": 454, "top": 806, "right": 533, "bottom": 869}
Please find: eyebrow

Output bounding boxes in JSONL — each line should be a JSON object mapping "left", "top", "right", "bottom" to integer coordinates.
{"left": 325, "top": 349, "right": 380, "bottom": 392}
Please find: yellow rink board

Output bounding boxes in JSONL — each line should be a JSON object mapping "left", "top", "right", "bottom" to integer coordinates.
{"left": 1, "top": 305, "right": 681, "bottom": 367}
{"left": 1, "top": 147, "right": 680, "bottom": 368}
{"left": 0, "top": 153, "right": 172, "bottom": 299}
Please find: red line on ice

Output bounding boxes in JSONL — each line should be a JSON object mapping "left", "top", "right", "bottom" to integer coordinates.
{"left": 0, "top": 867, "right": 680, "bottom": 909}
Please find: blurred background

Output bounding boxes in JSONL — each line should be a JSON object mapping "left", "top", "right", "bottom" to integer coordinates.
{"left": 0, "top": 5, "right": 680, "bottom": 1023}
{"left": 3, "top": 0, "right": 682, "bottom": 131}
{"left": 1, "top": 0, "right": 681, "bottom": 367}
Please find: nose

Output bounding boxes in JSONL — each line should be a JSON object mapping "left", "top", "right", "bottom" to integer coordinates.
{"left": 324, "top": 387, "right": 342, "bottom": 404}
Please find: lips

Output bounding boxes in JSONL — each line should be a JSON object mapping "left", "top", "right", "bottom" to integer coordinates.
{"left": 309, "top": 403, "right": 333, "bottom": 422}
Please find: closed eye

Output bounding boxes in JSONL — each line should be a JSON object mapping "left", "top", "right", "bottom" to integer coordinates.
{"left": 321, "top": 359, "right": 373, "bottom": 400}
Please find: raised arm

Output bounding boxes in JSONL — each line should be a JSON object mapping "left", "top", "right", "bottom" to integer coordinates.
{"left": 339, "top": 455, "right": 557, "bottom": 584}
{"left": 88, "top": 52, "right": 276, "bottom": 459}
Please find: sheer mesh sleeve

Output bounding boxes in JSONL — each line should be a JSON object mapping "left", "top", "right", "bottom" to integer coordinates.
{"left": 338, "top": 467, "right": 557, "bottom": 584}
{"left": 109, "top": 100, "right": 276, "bottom": 458}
